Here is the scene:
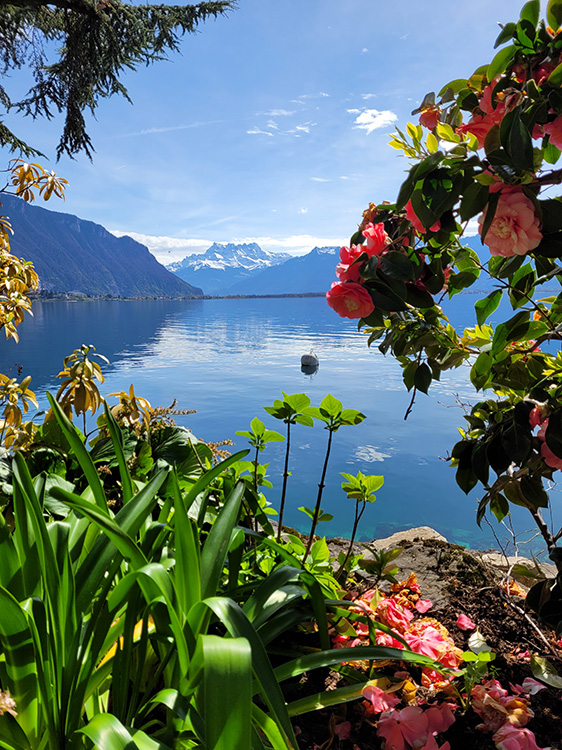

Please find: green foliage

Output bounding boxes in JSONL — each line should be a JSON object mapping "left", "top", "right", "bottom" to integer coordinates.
{"left": 329, "top": 0, "right": 562, "bottom": 630}
{"left": 358, "top": 545, "right": 403, "bottom": 585}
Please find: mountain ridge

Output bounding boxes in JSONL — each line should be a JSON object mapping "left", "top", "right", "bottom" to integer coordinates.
{"left": 1, "top": 194, "right": 202, "bottom": 298}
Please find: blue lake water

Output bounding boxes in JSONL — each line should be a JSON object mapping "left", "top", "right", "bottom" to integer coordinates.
{"left": 1, "top": 296, "right": 559, "bottom": 553}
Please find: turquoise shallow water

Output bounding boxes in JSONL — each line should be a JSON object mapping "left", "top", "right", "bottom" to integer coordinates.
{"left": 1, "top": 296, "right": 559, "bottom": 553}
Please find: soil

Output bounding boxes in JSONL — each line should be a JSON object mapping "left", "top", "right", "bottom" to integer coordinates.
{"left": 286, "top": 531, "right": 562, "bottom": 750}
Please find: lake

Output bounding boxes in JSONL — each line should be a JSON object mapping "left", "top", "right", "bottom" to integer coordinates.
{"left": 1, "top": 295, "right": 558, "bottom": 553}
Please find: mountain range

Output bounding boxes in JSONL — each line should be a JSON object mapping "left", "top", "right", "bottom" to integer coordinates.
{"left": 167, "top": 242, "right": 292, "bottom": 295}
{"left": 1, "top": 194, "right": 202, "bottom": 298}
{"left": 167, "top": 243, "right": 340, "bottom": 295}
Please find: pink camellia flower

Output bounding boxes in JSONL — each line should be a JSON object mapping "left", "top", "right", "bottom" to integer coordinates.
{"left": 415, "top": 599, "right": 433, "bottom": 614}
{"left": 543, "top": 116, "right": 562, "bottom": 150}
{"left": 377, "top": 707, "right": 429, "bottom": 750}
{"left": 363, "top": 222, "right": 391, "bottom": 256}
{"left": 493, "top": 724, "right": 549, "bottom": 750}
{"left": 456, "top": 613, "right": 476, "bottom": 631}
{"left": 419, "top": 107, "right": 440, "bottom": 130}
{"left": 326, "top": 281, "right": 375, "bottom": 320}
{"left": 375, "top": 598, "right": 414, "bottom": 633}
{"left": 405, "top": 199, "right": 441, "bottom": 234}
{"left": 362, "top": 684, "right": 401, "bottom": 713}
{"left": 336, "top": 245, "right": 364, "bottom": 282}
{"left": 478, "top": 189, "right": 542, "bottom": 257}
{"left": 457, "top": 114, "right": 497, "bottom": 148}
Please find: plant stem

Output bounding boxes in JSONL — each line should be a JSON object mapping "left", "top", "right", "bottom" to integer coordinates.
{"left": 277, "top": 420, "right": 291, "bottom": 542}
{"left": 335, "top": 499, "right": 366, "bottom": 580}
{"left": 304, "top": 428, "right": 334, "bottom": 561}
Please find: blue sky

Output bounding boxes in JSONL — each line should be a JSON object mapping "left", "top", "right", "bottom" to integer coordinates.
{"left": 5, "top": 0, "right": 519, "bottom": 263}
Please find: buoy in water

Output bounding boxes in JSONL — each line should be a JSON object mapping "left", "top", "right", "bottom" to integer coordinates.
{"left": 301, "top": 351, "right": 319, "bottom": 376}
{"left": 301, "top": 352, "right": 319, "bottom": 367}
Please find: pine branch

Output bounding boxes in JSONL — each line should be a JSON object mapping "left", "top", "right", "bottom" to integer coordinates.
{"left": 0, "top": 1, "right": 237, "bottom": 157}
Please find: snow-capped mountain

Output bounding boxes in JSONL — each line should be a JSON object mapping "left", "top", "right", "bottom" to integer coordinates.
{"left": 224, "top": 246, "right": 339, "bottom": 295}
{"left": 167, "top": 242, "right": 292, "bottom": 294}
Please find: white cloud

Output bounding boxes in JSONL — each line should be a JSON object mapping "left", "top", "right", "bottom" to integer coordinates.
{"left": 247, "top": 127, "right": 274, "bottom": 136}
{"left": 266, "top": 120, "right": 279, "bottom": 130}
{"left": 464, "top": 219, "right": 480, "bottom": 237}
{"left": 361, "top": 48, "right": 369, "bottom": 54}
{"left": 298, "top": 208, "right": 309, "bottom": 215}
{"left": 352, "top": 108, "right": 398, "bottom": 134}
{"left": 361, "top": 93, "right": 377, "bottom": 100}
{"left": 295, "top": 124, "right": 310, "bottom": 133}
{"left": 311, "top": 177, "right": 331, "bottom": 182}
{"left": 347, "top": 108, "right": 361, "bottom": 114}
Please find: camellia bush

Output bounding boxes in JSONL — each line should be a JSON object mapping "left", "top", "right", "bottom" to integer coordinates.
{"left": 327, "top": 0, "right": 562, "bottom": 627}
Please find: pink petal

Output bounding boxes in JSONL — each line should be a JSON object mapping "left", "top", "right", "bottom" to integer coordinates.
{"left": 415, "top": 599, "right": 433, "bottom": 614}
{"left": 456, "top": 613, "right": 476, "bottom": 631}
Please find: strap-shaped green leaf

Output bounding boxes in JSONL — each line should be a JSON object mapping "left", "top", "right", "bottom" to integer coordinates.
{"left": 199, "top": 635, "right": 252, "bottom": 750}
{"left": 46, "top": 393, "right": 108, "bottom": 514}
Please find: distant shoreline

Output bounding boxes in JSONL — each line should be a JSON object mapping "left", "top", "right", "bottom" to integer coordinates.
{"left": 30, "top": 292, "right": 327, "bottom": 302}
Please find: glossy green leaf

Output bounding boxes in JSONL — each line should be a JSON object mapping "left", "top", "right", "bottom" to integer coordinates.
{"left": 200, "top": 636, "right": 252, "bottom": 750}
{"left": 46, "top": 393, "right": 108, "bottom": 514}
{"left": 487, "top": 44, "right": 516, "bottom": 80}
{"left": 548, "top": 0, "right": 562, "bottom": 28}
{"left": 474, "top": 290, "right": 502, "bottom": 326}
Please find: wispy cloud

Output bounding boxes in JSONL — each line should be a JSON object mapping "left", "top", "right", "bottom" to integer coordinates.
{"left": 361, "top": 48, "right": 369, "bottom": 54}
{"left": 361, "top": 93, "right": 377, "bottom": 100}
{"left": 118, "top": 120, "right": 226, "bottom": 137}
{"left": 247, "top": 127, "right": 274, "bottom": 136}
{"left": 311, "top": 177, "right": 331, "bottom": 182}
{"left": 298, "top": 92, "right": 329, "bottom": 100}
{"left": 351, "top": 108, "right": 398, "bottom": 134}
{"left": 298, "top": 208, "right": 309, "bottom": 215}
{"left": 258, "top": 108, "right": 296, "bottom": 117}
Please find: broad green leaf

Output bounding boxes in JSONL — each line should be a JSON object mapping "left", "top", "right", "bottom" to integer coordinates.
{"left": 487, "top": 45, "right": 516, "bottom": 80}
{"left": 79, "top": 713, "right": 173, "bottom": 750}
{"left": 474, "top": 290, "right": 502, "bottom": 326}
{"left": 547, "top": 0, "right": 562, "bottom": 30}
{"left": 548, "top": 61, "right": 562, "bottom": 86}
{"left": 530, "top": 654, "right": 562, "bottom": 688}
{"left": 319, "top": 394, "right": 342, "bottom": 417}
{"left": 520, "top": 0, "right": 539, "bottom": 27}
{"left": 414, "top": 363, "right": 432, "bottom": 394}
{"left": 494, "top": 21, "right": 516, "bottom": 47}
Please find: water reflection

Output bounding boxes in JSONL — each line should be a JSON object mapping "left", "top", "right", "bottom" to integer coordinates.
{"left": 1, "top": 296, "right": 558, "bottom": 553}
